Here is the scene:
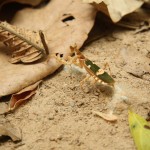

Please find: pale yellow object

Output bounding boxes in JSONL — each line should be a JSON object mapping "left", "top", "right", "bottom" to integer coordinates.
{"left": 93, "top": 110, "right": 118, "bottom": 121}
{"left": 129, "top": 110, "right": 150, "bottom": 150}
{"left": 83, "top": 0, "right": 145, "bottom": 22}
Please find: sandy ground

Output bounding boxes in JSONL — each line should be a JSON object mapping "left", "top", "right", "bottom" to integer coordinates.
{"left": 0, "top": 26, "right": 150, "bottom": 150}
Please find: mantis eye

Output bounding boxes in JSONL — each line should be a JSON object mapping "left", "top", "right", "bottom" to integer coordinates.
{"left": 60, "top": 54, "right": 63, "bottom": 58}
{"left": 55, "top": 53, "right": 63, "bottom": 58}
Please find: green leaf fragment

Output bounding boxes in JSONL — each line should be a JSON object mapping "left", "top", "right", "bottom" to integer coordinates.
{"left": 128, "top": 110, "right": 150, "bottom": 150}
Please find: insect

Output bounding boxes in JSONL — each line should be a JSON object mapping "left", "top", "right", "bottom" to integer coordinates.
{"left": 55, "top": 45, "right": 115, "bottom": 88}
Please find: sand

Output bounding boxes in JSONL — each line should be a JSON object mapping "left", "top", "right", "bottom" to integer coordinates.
{"left": 0, "top": 26, "right": 150, "bottom": 150}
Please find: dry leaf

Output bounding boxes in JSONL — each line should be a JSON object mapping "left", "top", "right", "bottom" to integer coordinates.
{"left": 83, "top": 0, "right": 145, "bottom": 22}
{"left": 0, "top": 0, "right": 96, "bottom": 97}
{"left": 8, "top": 81, "right": 41, "bottom": 111}
{"left": 93, "top": 110, "right": 118, "bottom": 122}
{"left": 0, "top": 122, "right": 21, "bottom": 142}
{"left": 0, "top": 21, "right": 46, "bottom": 63}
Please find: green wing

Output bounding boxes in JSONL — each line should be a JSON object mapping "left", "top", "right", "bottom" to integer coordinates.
{"left": 85, "top": 59, "right": 115, "bottom": 84}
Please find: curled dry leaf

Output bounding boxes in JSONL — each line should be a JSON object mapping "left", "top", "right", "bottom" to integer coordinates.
{"left": 0, "top": 122, "right": 21, "bottom": 142}
{"left": 0, "top": 0, "right": 96, "bottom": 97}
{"left": 83, "top": 0, "right": 145, "bottom": 22}
{"left": 8, "top": 80, "right": 42, "bottom": 111}
{"left": 0, "top": 21, "right": 46, "bottom": 63}
{"left": 93, "top": 110, "right": 118, "bottom": 122}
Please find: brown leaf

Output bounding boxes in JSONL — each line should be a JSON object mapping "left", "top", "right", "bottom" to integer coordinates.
{"left": 0, "top": 21, "right": 46, "bottom": 63}
{"left": 8, "top": 80, "right": 42, "bottom": 111}
{"left": 0, "top": 0, "right": 96, "bottom": 97}
{"left": 0, "top": 122, "right": 21, "bottom": 142}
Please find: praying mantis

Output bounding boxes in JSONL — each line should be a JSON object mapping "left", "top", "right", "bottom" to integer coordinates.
{"left": 55, "top": 45, "right": 115, "bottom": 88}
{"left": 39, "top": 31, "right": 115, "bottom": 88}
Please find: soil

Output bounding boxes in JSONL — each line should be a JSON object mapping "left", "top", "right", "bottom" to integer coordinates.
{"left": 0, "top": 24, "right": 150, "bottom": 149}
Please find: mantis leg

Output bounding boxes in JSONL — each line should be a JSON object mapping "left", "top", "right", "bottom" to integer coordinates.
{"left": 80, "top": 74, "right": 91, "bottom": 92}
{"left": 103, "top": 62, "right": 112, "bottom": 76}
